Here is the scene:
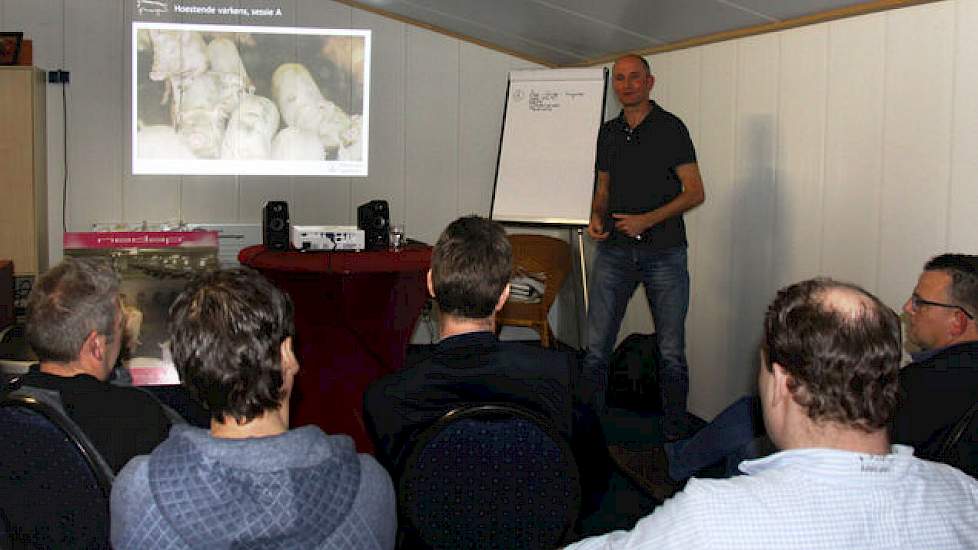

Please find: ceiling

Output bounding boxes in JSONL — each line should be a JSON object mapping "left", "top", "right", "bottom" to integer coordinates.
{"left": 342, "top": 0, "right": 927, "bottom": 66}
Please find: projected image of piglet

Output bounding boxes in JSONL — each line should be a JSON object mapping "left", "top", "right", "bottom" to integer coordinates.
{"left": 205, "top": 37, "right": 255, "bottom": 113}
{"left": 148, "top": 29, "right": 209, "bottom": 123}
{"left": 338, "top": 114, "right": 362, "bottom": 162}
{"left": 206, "top": 37, "right": 254, "bottom": 90}
{"left": 272, "top": 63, "right": 352, "bottom": 151}
{"left": 221, "top": 95, "right": 280, "bottom": 160}
{"left": 175, "top": 73, "right": 229, "bottom": 159}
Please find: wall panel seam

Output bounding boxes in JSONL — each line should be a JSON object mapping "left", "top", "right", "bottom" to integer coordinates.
{"left": 875, "top": 14, "right": 888, "bottom": 293}
{"left": 818, "top": 24, "right": 830, "bottom": 274}
{"left": 945, "top": 0, "right": 959, "bottom": 249}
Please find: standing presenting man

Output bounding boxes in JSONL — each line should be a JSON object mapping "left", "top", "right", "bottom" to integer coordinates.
{"left": 584, "top": 54, "right": 705, "bottom": 440}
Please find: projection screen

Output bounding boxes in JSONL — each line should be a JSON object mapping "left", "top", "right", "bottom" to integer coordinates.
{"left": 132, "top": 22, "right": 370, "bottom": 176}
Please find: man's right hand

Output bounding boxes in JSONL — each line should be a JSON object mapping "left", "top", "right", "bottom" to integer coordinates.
{"left": 588, "top": 213, "right": 610, "bottom": 241}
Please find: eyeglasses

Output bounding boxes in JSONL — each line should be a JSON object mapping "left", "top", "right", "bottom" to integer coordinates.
{"left": 909, "top": 294, "right": 975, "bottom": 319}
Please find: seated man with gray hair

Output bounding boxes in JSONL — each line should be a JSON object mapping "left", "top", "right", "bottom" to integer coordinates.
{"left": 566, "top": 278, "right": 978, "bottom": 549}
{"left": 16, "top": 257, "right": 172, "bottom": 474}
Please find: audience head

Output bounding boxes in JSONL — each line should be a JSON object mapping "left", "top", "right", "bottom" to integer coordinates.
{"left": 430, "top": 216, "right": 512, "bottom": 320}
{"left": 26, "top": 257, "right": 123, "bottom": 380}
{"left": 167, "top": 267, "right": 296, "bottom": 424}
{"left": 760, "top": 278, "right": 901, "bottom": 438}
{"left": 903, "top": 254, "right": 978, "bottom": 350}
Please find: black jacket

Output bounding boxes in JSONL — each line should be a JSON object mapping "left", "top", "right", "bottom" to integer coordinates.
{"left": 363, "top": 331, "right": 609, "bottom": 509}
{"left": 892, "top": 340, "right": 978, "bottom": 477}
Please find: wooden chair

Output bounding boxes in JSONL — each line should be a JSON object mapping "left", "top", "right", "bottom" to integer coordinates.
{"left": 496, "top": 235, "right": 571, "bottom": 348}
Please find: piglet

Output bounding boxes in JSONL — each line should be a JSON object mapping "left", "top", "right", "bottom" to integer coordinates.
{"left": 271, "top": 63, "right": 352, "bottom": 149}
{"left": 221, "top": 95, "right": 280, "bottom": 160}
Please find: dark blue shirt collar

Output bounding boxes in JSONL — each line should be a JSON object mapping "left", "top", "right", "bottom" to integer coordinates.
{"left": 910, "top": 340, "right": 978, "bottom": 364}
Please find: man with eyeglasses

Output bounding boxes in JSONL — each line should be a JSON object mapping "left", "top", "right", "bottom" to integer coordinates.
{"left": 892, "top": 253, "right": 978, "bottom": 476}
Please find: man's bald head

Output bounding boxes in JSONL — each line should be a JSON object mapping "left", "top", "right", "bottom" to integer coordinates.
{"left": 613, "top": 54, "right": 651, "bottom": 76}
{"left": 762, "top": 278, "right": 902, "bottom": 431}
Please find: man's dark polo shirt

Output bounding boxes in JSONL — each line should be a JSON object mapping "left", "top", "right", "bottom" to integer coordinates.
{"left": 21, "top": 367, "right": 172, "bottom": 473}
{"left": 892, "top": 340, "right": 978, "bottom": 476}
{"left": 596, "top": 100, "right": 697, "bottom": 249}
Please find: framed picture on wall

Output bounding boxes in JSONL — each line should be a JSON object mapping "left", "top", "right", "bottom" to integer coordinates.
{"left": 0, "top": 32, "right": 22, "bottom": 65}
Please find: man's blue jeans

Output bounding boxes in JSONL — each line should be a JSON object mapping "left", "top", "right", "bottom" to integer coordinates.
{"left": 663, "top": 395, "right": 765, "bottom": 480}
{"left": 583, "top": 242, "right": 689, "bottom": 428}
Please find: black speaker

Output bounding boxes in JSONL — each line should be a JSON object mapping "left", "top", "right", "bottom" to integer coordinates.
{"left": 262, "top": 201, "right": 290, "bottom": 250}
{"left": 357, "top": 200, "right": 390, "bottom": 251}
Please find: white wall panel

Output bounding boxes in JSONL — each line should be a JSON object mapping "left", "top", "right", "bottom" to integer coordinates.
{"left": 3, "top": 0, "right": 62, "bottom": 66}
{"left": 684, "top": 42, "right": 737, "bottom": 418}
{"left": 181, "top": 176, "right": 239, "bottom": 222}
{"left": 460, "top": 43, "right": 536, "bottom": 218}
{"left": 822, "top": 14, "right": 886, "bottom": 290}
{"left": 728, "top": 33, "right": 779, "bottom": 398}
{"left": 404, "top": 27, "right": 459, "bottom": 246}
{"left": 659, "top": 49, "right": 702, "bottom": 253}
{"left": 774, "top": 25, "right": 827, "bottom": 288}
{"left": 878, "top": 2, "right": 954, "bottom": 307}
{"left": 350, "top": 10, "right": 406, "bottom": 224}
{"left": 64, "top": 0, "right": 124, "bottom": 230}
{"left": 949, "top": 0, "right": 978, "bottom": 253}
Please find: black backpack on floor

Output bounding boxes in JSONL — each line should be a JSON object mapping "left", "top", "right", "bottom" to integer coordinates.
{"left": 607, "top": 333, "right": 662, "bottom": 412}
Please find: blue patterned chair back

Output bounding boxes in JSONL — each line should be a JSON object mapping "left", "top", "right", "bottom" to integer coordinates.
{"left": 398, "top": 404, "right": 581, "bottom": 549}
{"left": 0, "top": 377, "right": 113, "bottom": 549}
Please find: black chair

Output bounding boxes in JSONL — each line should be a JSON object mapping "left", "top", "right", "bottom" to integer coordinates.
{"left": 935, "top": 399, "right": 978, "bottom": 479}
{"left": 0, "top": 377, "right": 114, "bottom": 549}
{"left": 397, "top": 404, "right": 581, "bottom": 550}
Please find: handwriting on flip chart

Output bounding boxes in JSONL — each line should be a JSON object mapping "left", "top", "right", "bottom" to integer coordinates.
{"left": 528, "top": 90, "right": 587, "bottom": 112}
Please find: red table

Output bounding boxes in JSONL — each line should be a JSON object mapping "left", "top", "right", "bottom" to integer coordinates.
{"left": 239, "top": 244, "right": 432, "bottom": 452}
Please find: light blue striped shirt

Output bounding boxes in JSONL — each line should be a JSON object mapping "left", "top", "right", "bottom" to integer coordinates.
{"left": 566, "top": 445, "right": 978, "bottom": 549}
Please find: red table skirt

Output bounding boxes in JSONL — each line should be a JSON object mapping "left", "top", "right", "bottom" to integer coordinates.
{"left": 239, "top": 244, "right": 432, "bottom": 452}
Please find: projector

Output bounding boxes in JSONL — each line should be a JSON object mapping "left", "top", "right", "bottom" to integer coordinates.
{"left": 291, "top": 225, "right": 366, "bottom": 251}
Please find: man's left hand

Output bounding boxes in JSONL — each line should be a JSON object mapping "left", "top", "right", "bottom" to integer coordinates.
{"left": 612, "top": 213, "right": 652, "bottom": 238}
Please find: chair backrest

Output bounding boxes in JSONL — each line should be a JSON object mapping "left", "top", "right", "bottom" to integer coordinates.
{"left": 507, "top": 234, "right": 571, "bottom": 314}
{"left": 935, "top": 399, "right": 978, "bottom": 479}
{"left": 0, "top": 377, "right": 113, "bottom": 549}
{"left": 398, "top": 404, "right": 581, "bottom": 550}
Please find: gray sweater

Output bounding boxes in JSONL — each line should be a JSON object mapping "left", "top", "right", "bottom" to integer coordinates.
{"left": 111, "top": 424, "right": 396, "bottom": 549}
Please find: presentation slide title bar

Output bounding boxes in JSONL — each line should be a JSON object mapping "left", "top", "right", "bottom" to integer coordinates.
{"left": 135, "top": 1, "right": 288, "bottom": 20}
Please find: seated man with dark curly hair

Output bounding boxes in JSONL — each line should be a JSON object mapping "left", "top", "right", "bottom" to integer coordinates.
{"left": 111, "top": 268, "right": 396, "bottom": 550}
